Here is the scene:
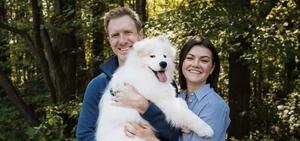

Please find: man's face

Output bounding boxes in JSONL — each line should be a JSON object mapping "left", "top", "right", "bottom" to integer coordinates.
{"left": 107, "top": 15, "right": 143, "bottom": 65}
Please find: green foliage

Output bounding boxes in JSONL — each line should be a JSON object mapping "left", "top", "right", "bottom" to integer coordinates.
{"left": 28, "top": 98, "right": 82, "bottom": 141}
{"left": 230, "top": 136, "right": 299, "bottom": 141}
{"left": 277, "top": 90, "right": 300, "bottom": 134}
{"left": 145, "top": 0, "right": 300, "bottom": 140}
{"left": 0, "top": 93, "right": 31, "bottom": 141}
{"left": 1, "top": 0, "right": 299, "bottom": 140}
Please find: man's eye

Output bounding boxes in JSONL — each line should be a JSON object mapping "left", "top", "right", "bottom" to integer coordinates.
{"left": 111, "top": 34, "right": 119, "bottom": 38}
{"left": 125, "top": 31, "right": 133, "bottom": 34}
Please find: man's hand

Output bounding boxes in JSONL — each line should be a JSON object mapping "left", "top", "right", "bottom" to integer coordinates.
{"left": 124, "top": 122, "right": 160, "bottom": 141}
{"left": 112, "top": 82, "right": 149, "bottom": 114}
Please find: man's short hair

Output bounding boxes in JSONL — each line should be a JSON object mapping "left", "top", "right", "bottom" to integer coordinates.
{"left": 104, "top": 7, "right": 142, "bottom": 35}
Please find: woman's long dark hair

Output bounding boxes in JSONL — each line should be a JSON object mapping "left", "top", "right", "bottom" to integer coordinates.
{"left": 178, "top": 37, "right": 220, "bottom": 91}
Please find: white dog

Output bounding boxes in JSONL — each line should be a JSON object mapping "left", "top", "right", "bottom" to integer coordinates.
{"left": 96, "top": 36, "right": 213, "bottom": 141}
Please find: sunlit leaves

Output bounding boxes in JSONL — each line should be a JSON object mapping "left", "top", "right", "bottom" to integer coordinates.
{"left": 277, "top": 92, "right": 300, "bottom": 132}
{"left": 1, "top": 0, "right": 299, "bottom": 140}
{"left": 145, "top": 0, "right": 300, "bottom": 139}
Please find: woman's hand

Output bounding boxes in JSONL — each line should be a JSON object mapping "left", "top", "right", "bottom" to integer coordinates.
{"left": 112, "top": 82, "right": 149, "bottom": 113}
{"left": 124, "top": 122, "right": 160, "bottom": 141}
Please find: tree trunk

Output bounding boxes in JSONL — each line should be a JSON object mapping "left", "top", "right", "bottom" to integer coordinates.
{"left": 135, "top": 0, "right": 147, "bottom": 24}
{"left": 219, "top": 0, "right": 252, "bottom": 139}
{"left": 0, "top": 0, "right": 38, "bottom": 126}
{"left": 119, "top": 0, "right": 124, "bottom": 6}
{"left": 90, "top": 2, "right": 107, "bottom": 77}
{"left": 281, "top": 54, "right": 296, "bottom": 97}
{"left": 2, "top": 0, "right": 79, "bottom": 104}
{"left": 0, "top": 0, "right": 8, "bottom": 64}
{"left": 52, "top": 0, "right": 78, "bottom": 102}
{"left": 0, "top": 69, "right": 39, "bottom": 126}
{"left": 254, "top": 56, "right": 263, "bottom": 97}
{"left": 282, "top": 17, "right": 298, "bottom": 97}
{"left": 228, "top": 50, "right": 251, "bottom": 139}
{"left": 31, "top": 0, "right": 57, "bottom": 104}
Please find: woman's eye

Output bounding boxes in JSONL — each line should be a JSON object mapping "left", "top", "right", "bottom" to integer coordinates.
{"left": 185, "top": 57, "right": 193, "bottom": 60}
{"left": 201, "top": 60, "right": 209, "bottom": 63}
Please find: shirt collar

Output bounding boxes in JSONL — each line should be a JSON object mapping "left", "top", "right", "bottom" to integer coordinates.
{"left": 179, "top": 84, "right": 212, "bottom": 101}
{"left": 100, "top": 55, "right": 119, "bottom": 79}
{"left": 193, "top": 84, "right": 212, "bottom": 101}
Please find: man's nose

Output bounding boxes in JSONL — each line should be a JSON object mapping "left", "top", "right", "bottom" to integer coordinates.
{"left": 119, "top": 34, "right": 128, "bottom": 45}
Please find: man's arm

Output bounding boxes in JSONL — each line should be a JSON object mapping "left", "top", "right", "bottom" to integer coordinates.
{"left": 141, "top": 102, "right": 180, "bottom": 141}
{"left": 115, "top": 83, "right": 180, "bottom": 141}
{"left": 76, "top": 75, "right": 108, "bottom": 141}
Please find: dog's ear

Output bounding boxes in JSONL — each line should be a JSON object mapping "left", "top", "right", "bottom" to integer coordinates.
{"left": 156, "top": 35, "right": 173, "bottom": 49}
{"left": 156, "top": 35, "right": 170, "bottom": 43}
{"left": 132, "top": 39, "right": 147, "bottom": 56}
{"left": 156, "top": 35, "right": 176, "bottom": 58}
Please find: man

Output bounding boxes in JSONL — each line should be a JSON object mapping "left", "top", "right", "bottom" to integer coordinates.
{"left": 76, "top": 7, "right": 179, "bottom": 141}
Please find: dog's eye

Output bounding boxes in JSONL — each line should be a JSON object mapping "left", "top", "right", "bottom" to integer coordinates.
{"left": 150, "top": 55, "right": 155, "bottom": 58}
{"left": 163, "top": 55, "right": 167, "bottom": 58}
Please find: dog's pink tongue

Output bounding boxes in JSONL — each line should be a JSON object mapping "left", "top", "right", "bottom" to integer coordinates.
{"left": 157, "top": 72, "right": 167, "bottom": 82}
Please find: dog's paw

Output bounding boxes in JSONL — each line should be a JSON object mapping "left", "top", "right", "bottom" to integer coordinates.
{"left": 196, "top": 125, "right": 214, "bottom": 138}
{"left": 181, "top": 127, "right": 191, "bottom": 134}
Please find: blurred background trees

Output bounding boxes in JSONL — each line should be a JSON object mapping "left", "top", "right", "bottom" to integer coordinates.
{"left": 0, "top": 0, "right": 299, "bottom": 140}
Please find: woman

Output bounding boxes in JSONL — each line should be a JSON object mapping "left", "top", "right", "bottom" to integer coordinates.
{"left": 126, "top": 38, "right": 230, "bottom": 141}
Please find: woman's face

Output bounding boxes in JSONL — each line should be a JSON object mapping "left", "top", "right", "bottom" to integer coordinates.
{"left": 182, "top": 45, "right": 215, "bottom": 88}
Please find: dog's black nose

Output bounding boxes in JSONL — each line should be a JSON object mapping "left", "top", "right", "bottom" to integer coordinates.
{"left": 159, "top": 61, "right": 167, "bottom": 69}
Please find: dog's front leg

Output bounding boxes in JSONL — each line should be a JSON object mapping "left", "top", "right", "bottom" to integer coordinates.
{"left": 153, "top": 98, "right": 214, "bottom": 138}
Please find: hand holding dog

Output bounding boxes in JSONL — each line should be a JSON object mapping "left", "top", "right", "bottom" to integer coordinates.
{"left": 113, "top": 82, "right": 149, "bottom": 114}
{"left": 124, "top": 122, "right": 160, "bottom": 141}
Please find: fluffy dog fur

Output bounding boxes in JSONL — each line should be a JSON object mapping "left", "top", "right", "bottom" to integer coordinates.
{"left": 96, "top": 36, "right": 213, "bottom": 141}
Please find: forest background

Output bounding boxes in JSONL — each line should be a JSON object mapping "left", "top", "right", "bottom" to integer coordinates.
{"left": 0, "top": 0, "right": 299, "bottom": 140}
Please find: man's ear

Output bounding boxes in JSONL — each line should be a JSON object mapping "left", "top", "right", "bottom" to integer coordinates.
{"left": 106, "top": 35, "right": 111, "bottom": 43}
{"left": 138, "top": 30, "right": 144, "bottom": 40}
